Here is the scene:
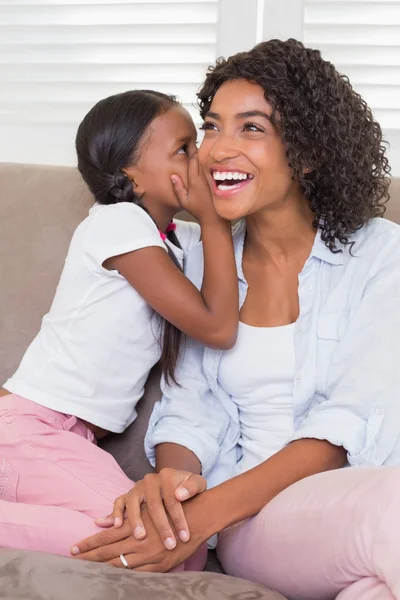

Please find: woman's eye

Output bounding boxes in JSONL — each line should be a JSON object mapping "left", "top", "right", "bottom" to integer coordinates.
{"left": 199, "top": 122, "right": 217, "bottom": 131}
{"left": 243, "top": 122, "right": 263, "bottom": 133}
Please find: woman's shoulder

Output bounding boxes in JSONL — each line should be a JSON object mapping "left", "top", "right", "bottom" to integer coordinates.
{"left": 343, "top": 218, "right": 400, "bottom": 283}
{"left": 351, "top": 217, "right": 400, "bottom": 255}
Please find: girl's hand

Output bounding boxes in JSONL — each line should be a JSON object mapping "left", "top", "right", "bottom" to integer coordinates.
{"left": 95, "top": 468, "right": 207, "bottom": 550}
{"left": 74, "top": 505, "right": 206, "bottom": 572}
{"left": 171, "top": 153, "right": 217, "bottom": 224}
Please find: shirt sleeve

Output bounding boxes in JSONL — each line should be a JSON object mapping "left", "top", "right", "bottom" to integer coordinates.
{"left": 144, "top": 337, "right": 231, "bottom": 476}
{"left": 290, "top": 231, "right": 400, "bottom": 467}
{"left": 83, "top": 203, "right": 165, "bottom": 275}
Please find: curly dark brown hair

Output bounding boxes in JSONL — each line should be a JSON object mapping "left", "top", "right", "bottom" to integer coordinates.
{"left": 197, "top": 39, "right": 391, "bottom": 251}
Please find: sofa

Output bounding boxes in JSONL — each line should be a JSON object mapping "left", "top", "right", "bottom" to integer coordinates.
{"left": 1, "top": 162, "right": 399, "bottom": 600}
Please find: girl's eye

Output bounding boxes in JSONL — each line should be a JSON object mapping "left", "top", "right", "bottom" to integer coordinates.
{"left": 243, "top": 122, "right": 264, "bottom": 133}
{"left": 199, "top": 121, "right": 217, "bottom": 131}
{"left": 177, "top": 144, "right": 188, "bottom": 155}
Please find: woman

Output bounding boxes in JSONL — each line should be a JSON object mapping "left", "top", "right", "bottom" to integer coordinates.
{"left": 73, "top": 40, "right": 400, "bottom": 600}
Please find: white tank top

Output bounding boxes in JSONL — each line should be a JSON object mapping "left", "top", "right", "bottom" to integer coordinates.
{"left": 218, "top": 321, "right": 296, "bottom": 475}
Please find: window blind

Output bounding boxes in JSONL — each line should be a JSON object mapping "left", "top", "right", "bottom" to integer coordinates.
{"left": 0, "top": 0, "right": 219, "bottom": 127}
{"left": 304, "top": 0, "right": 400, "bottom": 130}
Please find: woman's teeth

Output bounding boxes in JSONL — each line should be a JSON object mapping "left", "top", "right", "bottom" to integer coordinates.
{"left": 213, "top": 171, "right": 249, "bottom": 181}
{"left": 212, "top": 171, "right": 253, "bottom": 191}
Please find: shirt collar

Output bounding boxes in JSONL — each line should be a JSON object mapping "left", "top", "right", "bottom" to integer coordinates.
{"left": 233, "top": 219, "right": 344, "bottom": 273}
{"left": 310, "top": 229, "right": 344, "bottom": 265}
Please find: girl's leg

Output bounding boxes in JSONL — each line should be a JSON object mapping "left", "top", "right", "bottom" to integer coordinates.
{"left": 0, "top": 395, "right": 134, "bottom": 554}
{"left": 0, "top": 395, "right": 207, "bottom": 570}
{"left": 0, "top": 395, "right": 133, "bottom": 517}
{"left": 217, "top": 466, "right": 400, "bottom": 600}
{"left": 0, "top": 500, "right": 104, "bottom": 556}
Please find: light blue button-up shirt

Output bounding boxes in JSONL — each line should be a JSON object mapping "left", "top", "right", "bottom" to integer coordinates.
{"left": 145, "top": 217, "right": 400, "bottom": 489}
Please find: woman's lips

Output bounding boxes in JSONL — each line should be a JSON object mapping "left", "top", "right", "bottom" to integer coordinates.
{"left": 211, "top": 175, "right": 253, "bottom": 198}
{"left": 210, "top": 169, "right": 254, "bottom": 199}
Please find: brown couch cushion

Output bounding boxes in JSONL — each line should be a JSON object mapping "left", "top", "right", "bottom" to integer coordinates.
{"left": 387, "top": 177, "right": 400, "bottom": 223}
{"left": 0, "top": 549, "right": 287, "bottom": 600}
{"left": 0, "top": 163, "right": 93, "bottom": 385}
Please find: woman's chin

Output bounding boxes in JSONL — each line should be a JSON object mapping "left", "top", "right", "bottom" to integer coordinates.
{"left": 214, "top": 201, "right": 248, "bottom": 222}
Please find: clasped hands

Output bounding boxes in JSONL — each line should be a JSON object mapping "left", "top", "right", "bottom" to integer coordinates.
{"left": 70, "top": 468, "right": 207, "bottom": 572}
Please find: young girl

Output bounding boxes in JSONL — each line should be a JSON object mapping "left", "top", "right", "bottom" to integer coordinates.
{"left": 0, "top": 89, "right": 238, "bottom": 560}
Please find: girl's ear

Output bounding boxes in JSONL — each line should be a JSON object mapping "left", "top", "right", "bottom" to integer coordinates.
{"left": 123, "top": 166, "right": 145, "bottom": 196}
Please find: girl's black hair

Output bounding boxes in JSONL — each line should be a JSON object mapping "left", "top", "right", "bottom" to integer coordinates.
{"left": 76, "top": 89, "right": 183, "bottom": 384}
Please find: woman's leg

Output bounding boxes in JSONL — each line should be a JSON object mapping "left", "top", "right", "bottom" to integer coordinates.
{"left": 217, "top": 466, "right": 400, "bottom": 600}
{"left": 336, "top": 578, "right": 396, "bottom": 600}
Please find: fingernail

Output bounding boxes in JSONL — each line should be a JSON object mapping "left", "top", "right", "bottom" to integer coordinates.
{"left": 114, "top": 517, "right": 123, "bottom": 527}
{"left": 96, "top": 516, "right": 108, "bottom": 522}
{"left": 70, "top": 546, "right": 80, "bottom": 556}
{"left": 171, "top": 175, "right": 177, "bottom": 184}
{"left": 134, "top": 526, "right": 146, "bottom": 539}
{"left": 179, "top": 530, "right": 189, "bottom": 542}
{"left": 176, "top": 488, "right": 189, "bottom": 501}
{"left": 164, "top": 537, "right": 176, "bottom": 550}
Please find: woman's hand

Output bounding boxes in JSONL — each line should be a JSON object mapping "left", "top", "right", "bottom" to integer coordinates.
{"left": 96, "top": 468, "right": 207, "bottom": 550}
{"left": 171, "top": 152, "right": 217, "bottom": 224}
{"left": 74, "top": 505, "right": 205, "bottom": 573}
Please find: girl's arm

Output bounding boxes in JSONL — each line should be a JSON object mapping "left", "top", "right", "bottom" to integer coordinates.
{"left": 106, "top": 157, "right": 238, "bottom": 350}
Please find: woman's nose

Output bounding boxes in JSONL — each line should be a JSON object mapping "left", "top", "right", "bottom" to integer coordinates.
{"left": 209, "top": 135, "right": 240, "bottom": 162}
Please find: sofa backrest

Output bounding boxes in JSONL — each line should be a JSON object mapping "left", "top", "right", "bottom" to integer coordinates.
{"left": 1, "top": 162, "right": 400, "bottom": 384}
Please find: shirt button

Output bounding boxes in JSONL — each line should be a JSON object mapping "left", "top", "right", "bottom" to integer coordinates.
{"left": 295, "top": 372, "right": 302, "bottom": 380}
{"left": 375, "top": 406, "right": 383, "bottom": 416}
{"left": 306, "top": 284, "right": 313, "bottom": 291}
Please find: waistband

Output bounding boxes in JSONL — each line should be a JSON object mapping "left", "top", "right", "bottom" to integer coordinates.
{"left": 0, "top": 393, "right": 94, "bottom": 441}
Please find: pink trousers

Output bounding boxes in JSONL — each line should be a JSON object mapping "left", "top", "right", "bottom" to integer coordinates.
{"left": 2, "top": 395, "right": 400, "bottom": 598}
{"left": 0, "top": 394, "right": 206, "bottom": 571}
{"left": 217, "top": 465, "right": 400, "bottom": 600}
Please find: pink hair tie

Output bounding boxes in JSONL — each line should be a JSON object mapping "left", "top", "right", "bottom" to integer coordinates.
{"left": 159, "top": 221, "right": 176, "bottom": 241}
{"left": 166, "top": 222, "right": 176, "bottom": 233}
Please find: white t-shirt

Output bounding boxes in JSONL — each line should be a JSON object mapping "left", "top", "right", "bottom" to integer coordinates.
{"left": 5, "top": 202, "right": 200, "bottom": 433}
{"left": 218, "top": 321, "right": 295, "bottom": 474}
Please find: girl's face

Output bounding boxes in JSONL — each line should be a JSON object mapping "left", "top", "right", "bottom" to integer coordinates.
{"left": 125, "top": 105, "right": 197, "bottom": 211}
{"left": 198, "top": 79, "right": 304, "bottom": 221}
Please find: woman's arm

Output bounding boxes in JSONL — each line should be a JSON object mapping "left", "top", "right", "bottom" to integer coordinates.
{"left": 155, "top": 443, "right": 201, "bottom": 474}
{"left": 182, "top": 438, "right": 346, "bottom": 540}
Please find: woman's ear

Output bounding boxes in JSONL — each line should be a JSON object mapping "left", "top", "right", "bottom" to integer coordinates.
{"left": 122, "top": 166, "right": 145, "bottom": 196}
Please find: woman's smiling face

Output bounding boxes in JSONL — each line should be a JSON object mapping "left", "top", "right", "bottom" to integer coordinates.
{"left": 198, "top": 79, "right": 303, "bottom": 221}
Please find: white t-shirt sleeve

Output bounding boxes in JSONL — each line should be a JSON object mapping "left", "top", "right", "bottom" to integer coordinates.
{"left": 174, "top": 219, "right": 201, "bottom": 256}
{"left": 83, "top": 202, "right": 166, "bottom": 275}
